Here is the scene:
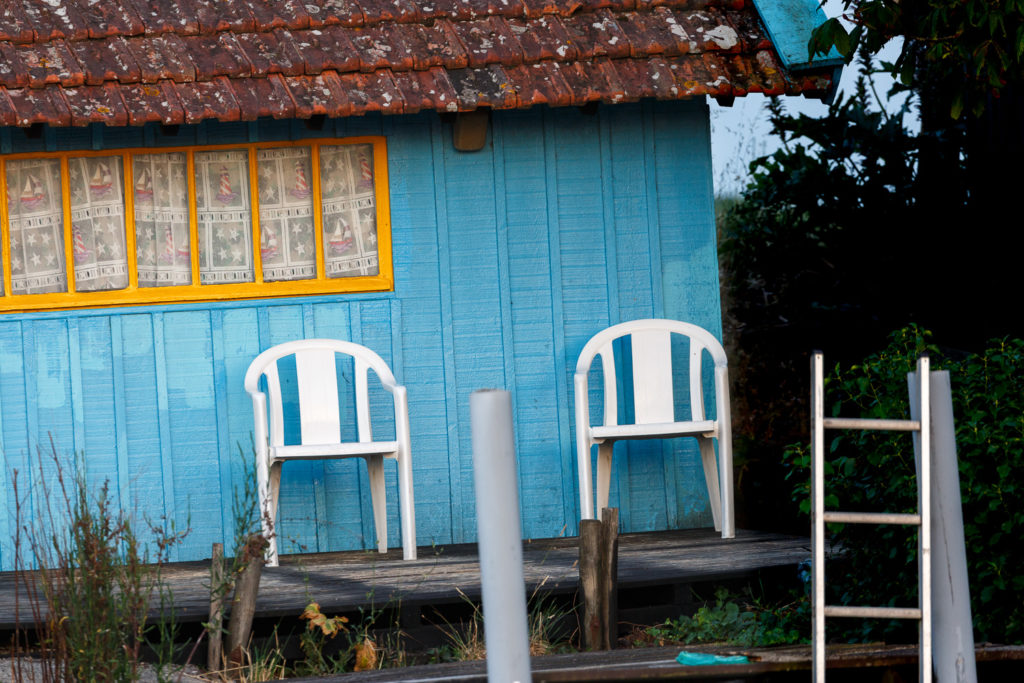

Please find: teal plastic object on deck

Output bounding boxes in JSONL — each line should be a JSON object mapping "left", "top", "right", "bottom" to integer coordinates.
{"left": 676, "top": 651, "right": 750, "bottom": 666}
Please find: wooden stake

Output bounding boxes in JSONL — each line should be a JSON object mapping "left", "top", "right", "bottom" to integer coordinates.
{"left": 599, "top": 507, "right": 619, "bottom": 650}
{"left": 579, "top": 519, "right": 603, "bottom": 650}
{"left": 226, "top": 534, "right": 268, "bottom": 670}
{"left": 207, "top": 542, "right": 226, "bottom": 672}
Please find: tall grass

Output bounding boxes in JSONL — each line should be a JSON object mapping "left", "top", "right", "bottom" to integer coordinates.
{"left": 10, "top": 441, "right": 189, "bottom": 681}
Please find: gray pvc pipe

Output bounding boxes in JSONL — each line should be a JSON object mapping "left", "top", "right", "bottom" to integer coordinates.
{"left": 470, "top": 389, "right": 532, "bottom": 683}
{"left": 911, "top": 371, "right": 977, "bottom": 683}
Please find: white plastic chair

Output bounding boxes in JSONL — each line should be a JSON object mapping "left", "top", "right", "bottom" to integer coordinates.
{"left": 573, "top": 319, "right": 734, "bottom": 538}
{"left": 244, "top": 339, "right": 416, "bottom": 566}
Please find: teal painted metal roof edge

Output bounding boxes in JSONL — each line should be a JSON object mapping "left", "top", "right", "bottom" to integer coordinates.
{"left": 752, "top": 0, "right": 846, "bottom": 71}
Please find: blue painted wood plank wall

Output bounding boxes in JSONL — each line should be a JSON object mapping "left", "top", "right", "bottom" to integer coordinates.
{"left": 0, "top": 100, "right": 721, "bottom": 569}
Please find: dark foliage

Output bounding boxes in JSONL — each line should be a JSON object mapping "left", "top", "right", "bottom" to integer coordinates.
{"left": 783, "top": 327, "right": 1024, "bottom": 644}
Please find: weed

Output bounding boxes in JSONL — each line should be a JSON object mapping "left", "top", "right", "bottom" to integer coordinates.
{"left": 643, "top": 587, "right": 807, "bottom": 648}
{"left": 11, "top": 440, "right": 189, "bottom": 681}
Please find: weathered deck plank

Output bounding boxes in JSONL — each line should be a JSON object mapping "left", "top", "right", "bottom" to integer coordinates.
{"left": 0, "top": 529, "right": 809, "bottom": 630}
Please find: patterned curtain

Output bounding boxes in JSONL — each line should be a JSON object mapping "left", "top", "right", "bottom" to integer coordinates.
{"left": 68, "top": 156, "right": 129, "bottom": 292}
{"left": 319, "top": 144, "right": 379, "bottom": 278}
{"left": 256, "top": 147, "right": 316, "bottom": 281}
{"left": 134, "top": 152, "right": 191, "bottom": 287}
{"left": 6, "top": 158, "right": 67, "bottom": 294}
{"left": 194, "top": 150, "right": 254, "bottom": 284}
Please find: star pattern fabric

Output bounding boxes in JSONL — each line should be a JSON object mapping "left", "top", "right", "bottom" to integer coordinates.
{"left": 195, "top": 150, "right": 254, "bottom": 284}
{"left": 257, "top": 147, "right": 316, "bottom": 282}
{"left": 68, "top": 156, "right": 129, "bottom": 292}
{"left": 134, "top": 152, "right": 191, "bottom": 287}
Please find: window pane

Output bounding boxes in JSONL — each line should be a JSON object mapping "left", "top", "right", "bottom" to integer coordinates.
{"left": 319, "top": 144, "right": 379, "bottom": 278}
{"left": 195, "top": 150, "right": 254, "bottom": 284}
{"left": 68, "top": 156, "right": 129, "bottom": 292}
{"left": 257, "top": 147, "right": 316, "bottom": 282}
{"left": 6, "top": 158, "right": 67, "bottom": 294}
{"left": 134, "top": 152, "right": 191, "bottom": 287}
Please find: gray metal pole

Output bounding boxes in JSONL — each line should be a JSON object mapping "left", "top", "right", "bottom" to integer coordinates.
{"left": 910, "top": 370, "right": 977, "bottom": 683}
{"left": 470, "top": 389, "right": 532, "bottom": 683}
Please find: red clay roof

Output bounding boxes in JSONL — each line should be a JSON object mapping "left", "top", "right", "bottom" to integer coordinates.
{"left": 0, "top": 0, "right": 834, "bottom": 127}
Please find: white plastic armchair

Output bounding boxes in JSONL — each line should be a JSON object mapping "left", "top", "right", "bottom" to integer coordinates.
{"left": 574, "top": 319, "right": 734, "bottom": 538}
{"left": 244, "top": 339, "right": 416, "bottom": 566}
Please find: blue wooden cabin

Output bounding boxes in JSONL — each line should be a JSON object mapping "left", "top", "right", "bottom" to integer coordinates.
{"left": 0, "top": 0, "right": 836, "bottom": 569}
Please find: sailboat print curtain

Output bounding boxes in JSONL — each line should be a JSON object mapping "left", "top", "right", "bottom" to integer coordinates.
{"left": 3, "top": 144, "right": 380, "bottom": 297}
{"left": 320, "top": 144, "right": 379, "bottom": 277}
{"left": 134, "top": 152, "right": 191, "bottom": 287}
{"left": 5, "top": 158, "right": 66, "bottom": 295}
{"left": 257, "top": 147, "right": 316, "bottom": 282}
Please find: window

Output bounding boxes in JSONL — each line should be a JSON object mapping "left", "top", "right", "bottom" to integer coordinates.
{"left": 0, "top": 138, "right": 392, "bottom": 312}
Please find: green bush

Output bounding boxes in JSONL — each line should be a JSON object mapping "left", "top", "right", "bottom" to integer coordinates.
{"left": 783, "top": 327, "right": 1024, "bottom": 643}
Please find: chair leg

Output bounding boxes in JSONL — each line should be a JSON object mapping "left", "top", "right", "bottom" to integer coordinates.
{"left": 397, "top": 451, "right": 417, "bottom": 560}
{"left": 265, "top": 461, "right": 283, "bottom": 567}
{"left": 698, "top": 437, "right": 722, "bottom": 533}
{"left": 366, "top": 455, "right": 387, "bottom": 554}
{"left": 595, "top": 441, "right": 615, "bottom": 516}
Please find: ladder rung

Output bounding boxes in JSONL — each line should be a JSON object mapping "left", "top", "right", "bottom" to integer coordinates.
{"left": 823, "top": 511, "right": 921, "bottom": 525}
{"left": 822, "top": 417, "right": 920, "bottom": 431}
{"left": 824, "top": 605, "right": 922, "bottom": 620}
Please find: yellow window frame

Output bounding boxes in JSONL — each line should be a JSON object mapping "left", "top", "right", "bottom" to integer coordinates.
{"left": 0, "top": 137, "right": 393, "bottom": 313}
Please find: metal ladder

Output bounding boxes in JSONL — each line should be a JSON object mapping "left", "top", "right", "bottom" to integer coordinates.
{"left": 811, "top": 352, "right": 931, "bottom": 683}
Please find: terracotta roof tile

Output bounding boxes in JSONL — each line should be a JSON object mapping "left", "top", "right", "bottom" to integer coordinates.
{"left": 0, "top": 42, "right": 29, "bottom": 88}
{"left": 74, "top": 0, "right": 146, "bottom": 39}
{"left": 191, "top": 0, "right": 255, "bottom": 34}
{"left": 561, "top": 10, "right": 632, "bottom": 61}
{"left": 0, "top": 0, "right": 834, "bottom": 126}
{"left": 17, "top": 41, "right": 85, "bottom": 88}
{"left": 228, "top": 74, "right": 296, "bottom": 119}
{"left": 426, "top": 0, "right": 527, "bottom": 21}
{"left": 448, "top": 65, "right": 519, "bottom": 110}
{"left": 70, "top": 36, "right": 141, "bottom": 86}
{"left": 348, "top": 24, "right": 414, "bottom": 72}
{"left": 174, "top": 76, "right": 241, "bottom": 123}
{"left": 7, "top": 84, "right": 72, "bottom": 126}
{"left": 507, "top": 16, "right": 577, "bottom": 62}
{"left": 63, "top": 82, "right": 129, "bottom": 125}
{"left": 285, "top": 72, "right": 353, "bottom": 118}
{"left": 452, "top": 17, "right": 524, "bottom": 68}
{"left": 19, "top": 0, "right": 90, "bottom": 42}
{"left": 184, "top": 33, "right": 254, "bottom": 81}
{"left": 354, "top": 0, "right": 422, "bottom": 25}
{"left": 0, "top": 3, "right": 36, "bottom": 44}
{"left": 126, "top": 34, "right": 196, "bottom": 83}
{"left": 342, "top": 70, "right": 405, "bottom": 114}
{"left": 120, "top": 80, "right": 184, "bottom": 124}
{"left": 0, "top": 88, "right": 20, "bottom": 126}
{"left": 236, "top": 30, "right": 306, "bottom": 78}
{"left": 242, "top": 0, "right": 312, "bottom": 31}
{"left": 506, "top": 62, "right": 574, "bottom": 108}
{"left": 392, "top": 67, "right": 458, "bottom": 112}
{"left": 123, "top": 0, "right": 199, "bottom": 35}
{"left": 303, "top": 0, "right": 365, "bottom": 28}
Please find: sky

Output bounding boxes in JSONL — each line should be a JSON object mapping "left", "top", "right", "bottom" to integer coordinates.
{"left": 709, "top": 1, "right": 911, "bottom": 196}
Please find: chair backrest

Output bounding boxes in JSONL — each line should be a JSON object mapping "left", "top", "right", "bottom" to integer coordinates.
{"left": 244, "top": 339, "right": 400, "bottom": 447}
{"left": 575, "top": 319, "right": 727, "bottom": 426}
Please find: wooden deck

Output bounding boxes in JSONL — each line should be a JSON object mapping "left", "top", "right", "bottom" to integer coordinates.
{"left": 0, "top": 529, "right": 810, "bottom": 634}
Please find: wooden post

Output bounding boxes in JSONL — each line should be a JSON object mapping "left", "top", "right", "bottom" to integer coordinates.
{"left": 226, "top": 534, "right": 268, "bottom": 669}
{"left": 599, "top": 507, "right": 619, "bottom": 650}
{"left": 580, "top": 507, "right": 619, "bottom": 651}
{"left": 579, "top": 519, "right": 603, "bottom": 650}
{"left": 207, "top": 542, "right": 226, "bottom": 672}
